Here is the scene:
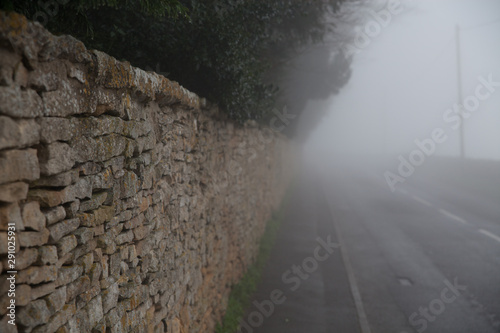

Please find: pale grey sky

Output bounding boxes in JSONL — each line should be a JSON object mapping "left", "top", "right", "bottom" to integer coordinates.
{"left": 308, "top": 0, "right": 500, "bottom": 160}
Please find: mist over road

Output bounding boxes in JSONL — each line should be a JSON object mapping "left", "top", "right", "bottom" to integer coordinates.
{"left": 248, "top": 157, "right": 500, "bottom": 333}
{"left": 247, "top": 0, "right": 500, "bottom": 331}
{"left": 321, "top": 157, "right": 500, "bottom": 333}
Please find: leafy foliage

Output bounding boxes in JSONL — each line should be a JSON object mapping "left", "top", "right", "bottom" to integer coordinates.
{"left": 2, "top": 0, "right": 353, "bottom": 127}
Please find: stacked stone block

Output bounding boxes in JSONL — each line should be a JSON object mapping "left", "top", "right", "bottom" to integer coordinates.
{"left": 0, "top": 12, "right": 291, "bottom": 333}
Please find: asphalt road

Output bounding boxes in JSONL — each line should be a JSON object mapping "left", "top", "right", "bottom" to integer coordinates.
{"left": 245, "top": 159, "right": 500, "bottom": 333}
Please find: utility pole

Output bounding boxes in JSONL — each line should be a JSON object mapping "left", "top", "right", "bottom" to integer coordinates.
{"left": 455, "top": 24, "right": 465, "bottom": 159}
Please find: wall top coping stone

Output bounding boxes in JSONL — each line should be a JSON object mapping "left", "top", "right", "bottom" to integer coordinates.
{"left": 0, "top": 11, "right": 206, "bottom": 110}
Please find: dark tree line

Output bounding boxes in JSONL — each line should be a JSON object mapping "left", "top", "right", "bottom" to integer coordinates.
{"left": 1, "top": 0, "right": 358, "bottom": 134}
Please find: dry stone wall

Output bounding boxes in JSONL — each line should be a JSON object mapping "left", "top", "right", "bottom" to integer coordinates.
{"left": 0, "top": 12, "right": 292, "bottom": 333}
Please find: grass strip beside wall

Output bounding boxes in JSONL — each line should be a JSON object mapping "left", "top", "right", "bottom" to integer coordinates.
{"left": 215, "top": 196, "right": 289, "bottom": 333}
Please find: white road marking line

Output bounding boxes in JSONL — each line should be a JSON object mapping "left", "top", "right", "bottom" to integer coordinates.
{"left": 398, "top": 188, "right": 408, "bottom": 195}
{"left": 412, "top": 195, "right": 432, "bottom": 207}
{"left": 323, "top": 187, "right": 372, "bottom": 333}
{"left": 438, "top": 209, "right": 467, "bottom": 224}
{"left": 479, "top": 229, "right": 500, "bottom": 243}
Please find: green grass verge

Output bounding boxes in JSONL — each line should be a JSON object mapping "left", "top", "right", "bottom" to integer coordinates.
{"left": 215, "top": 196, "right": 289, "bottom": 333}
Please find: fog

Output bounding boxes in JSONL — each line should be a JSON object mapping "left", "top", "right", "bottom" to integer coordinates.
{"left": 271, "top": 4, "right": 500, "bottom": 331}
{"left": 306, "top": 0, "right": 500, "bottom": 164}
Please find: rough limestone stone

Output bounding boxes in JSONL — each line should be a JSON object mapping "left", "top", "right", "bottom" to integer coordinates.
{"left": 133, "top": 225, "right": 149, "bottom": 241}
{"left": 71, "top": 306, "right": 90, "bottom": 332}
{"left": 0, "top": 48, "right": 19, "bottom": 86}
{"left": 89, "top": 169, "right": 114, "bottom": 190}
{"left": 97, "top": 233, "right": 117, "bottom": 256}
{"left": 0, "top": 202, "right": 23, "bottom": 231}
{"left": 0, "top": 181, "right": 28, "bottom": 203}
{"left": 105, "top": 307, "right": 123, "bottom": 328}
{"left": 44, "top": 286, "right": 67, "bottom": 314}
{"left": 68, "top": 65, "right": 86, "bottom": 84}
{"left": 66, "top": 276, "right": 90, "bottom": 302}
{"left": 120, "top": 171, "right": 138, "bottom": 199}
{"left": 102, "top": 282, "right": 119, "bottom": 314}
{"left": 115, "top": 230, "right": 133, "bottom": 245}
{"left": 57, "top": 235, "right": 78, "bottom": 257}
{"left": 38, "top": 245, "right": 58, "bottom": 265}
{"left": 37, "top": 117, "right": 73, "bottom": 143}
{"left": 69, "top": 137, "right": 95, "bottom": 164}
{"left": 118, "top": 282, "right": 137, "bottom": 299}
{"left": 78, "top": 206, "right": 114, "bottom": 228}
{"left": 28, "top": 62, "right": 64, "bottom": 92}
{"left": 70, "top": 177, "right": 93, "bottom": 200}
{"left": 22, "top": 201, "right": 46, "bottom": 231}
{"left": 92, "top": 224, "right": 105, "bottom": 238}
{"left": 13, "top": 61, "right": 28, "bottom": 87}
{"left": 73, "top": 227, "right": 94, "bottom": 245}
{"left": 72, "top": 134, "right": 128, "bottom": 163}
{"left": 0, "top": 12, "right": 46, "bottom": 68}
{"left": 76, "top": 252, "right": 94, "bottom": 274}
{"left": 72, "top": 116, "right": 124, "bottom": 138}
{"left": 88, "top": 262, "right": 103, "bottom": 286}
{"left": 76, "top": 284, "right": 100, "bottom": 308}
{"left": 17, "top": 265, "right": 57, "bottom": 285}
{"left": 30, "top": 282, "right": 56, "bottom": 301}
{"left": 48, "top": 218, "right": 80, "bottom": 243}
{"left": 0, "top": 86, "right": 43, "bottom": 118}
{"left": 0, "top": 65, "right": 12, "bottom": 86}
{"left": 38, "top": 142, "right": 75, "bottom": 176}
{"left": 42, "top": 80, "right": 80, "bottom": 117}
{"left": 43, "top": 206, "right": 67, "bottom": 226}
{"left": 64, "top": 199, "right": 80, "bottom": 218}
{"left": 33, "top": 169, "right": 79, "bottom": 188}
{"left": 18, "top": 228, "right": 49, "bottom": 247}
{"left": 86, "top": 295, "right": 104, "bottom": 328}
{"left": 78, "top": 162, "right": 102, "bottom": 176}
{"left": 56, "top": 265, "right": 83, "bottom": 287}
{"left": 40, "top": 32, "right": 92, "bottom": 63}
{"left": 0, "top": 149, "right": 40, "bottom": 184}
{"left": 32, "top": 304, "right": 75, "bottom": 333}
{"left": 166, "top": 318, "right": 181, "bottom": 333}
{"left": 0, "top": 116, "right": 40, "bottom": 150}
{"left": 79, "top": 192, "right": 108, "bottom": 212}
{"left": 17, "top": 299, "right": 51, "bottom": 327}
{"left": 28, "top": 187, "right": 75, "bottom": 208}
{"left": 108, "top": 253, "right": 121, "bottom": 278}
